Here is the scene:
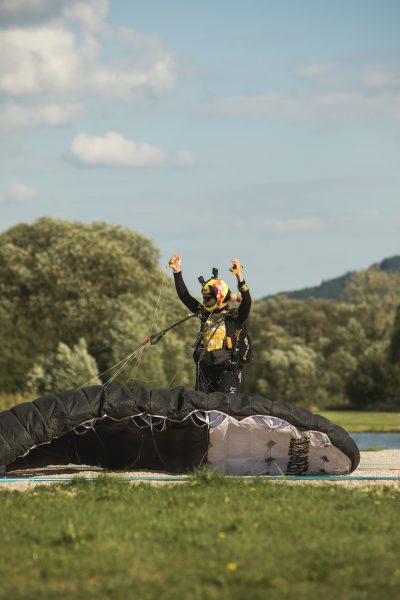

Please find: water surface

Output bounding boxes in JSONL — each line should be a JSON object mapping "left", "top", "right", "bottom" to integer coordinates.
{"left": 350, "top": 432, "right": 400, "bottom": 450}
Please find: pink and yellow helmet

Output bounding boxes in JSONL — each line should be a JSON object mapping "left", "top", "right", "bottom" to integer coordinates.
{"left": 201, "top": 278, "right": 230, "bottom": 312}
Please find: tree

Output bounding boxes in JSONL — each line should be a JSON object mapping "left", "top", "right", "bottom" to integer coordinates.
{"left": 388, "top": 304, "right": 400, "bottom": 364}
{"left": 253, "top": 344, "right": 317, "bottom": 407}
{"left": 0, "top": 218, "right": 195, "bottom": 392}
{"left": 346, "top": 350, "right": 400, "bottom": 411}
{"left": 344, "top": 268, "right": 400, "bottom": 340}
{"left": 26, "top": 339, "right": 101, "bottom": 394}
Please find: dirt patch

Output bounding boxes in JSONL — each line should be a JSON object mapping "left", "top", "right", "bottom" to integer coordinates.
{"left": 1, "top": 450, "right": 399, "bottom": 491}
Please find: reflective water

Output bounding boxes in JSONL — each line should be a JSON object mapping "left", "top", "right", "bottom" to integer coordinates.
{"left": 350, "top": 432, "right": 400, "bottom": 449}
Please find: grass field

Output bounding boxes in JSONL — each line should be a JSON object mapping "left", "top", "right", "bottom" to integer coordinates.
{"left": 320, "top": 411, "right": 400, "bottom": 432}
{"left": 0, "top": 472, "right": 399, "bottom": 600}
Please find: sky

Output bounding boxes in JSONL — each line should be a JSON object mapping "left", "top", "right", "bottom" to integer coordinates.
{"left": 0, "top": 0, "right": 399, "bottom": 298}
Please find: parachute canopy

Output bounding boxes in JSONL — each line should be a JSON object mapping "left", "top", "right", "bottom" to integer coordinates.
{"left": 0, "top": 386, "right": 360, "bottom": 475}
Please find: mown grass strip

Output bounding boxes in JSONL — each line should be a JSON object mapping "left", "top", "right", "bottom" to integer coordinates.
{"left": 320, "top": 411, "right": 400, "bottom": 432}
{"left": 0, "top": 471, "right": 399, "bottom": 600}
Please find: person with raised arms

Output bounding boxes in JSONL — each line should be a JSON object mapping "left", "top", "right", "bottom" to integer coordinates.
{"left": 168, "top": 255, "right": 252, "bottom": 394}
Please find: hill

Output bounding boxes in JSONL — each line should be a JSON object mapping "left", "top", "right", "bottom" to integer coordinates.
{"left": 269, "top": 255, "right": 400, "bottom": 302}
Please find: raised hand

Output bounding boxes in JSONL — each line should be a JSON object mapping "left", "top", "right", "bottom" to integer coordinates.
{"left": 168, "top": 255, "right": 182, "bottom": 273}
{"left": 230, "top": 258, "right": 244, "bottom": 281}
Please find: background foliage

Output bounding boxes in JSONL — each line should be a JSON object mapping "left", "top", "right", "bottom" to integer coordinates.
{"left": 246, "top": 268, "right": 400, "bottom": 409}
{"left": 1, "top": 218, "right": 399, "bottom": 409}
{"left": 0, "top": 218, "right": 196, "bottom": 395}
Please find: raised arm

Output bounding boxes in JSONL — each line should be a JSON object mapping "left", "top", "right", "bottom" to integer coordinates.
{"left": 168, "top": 255, "right": 201, "bottom": 314}
{"left": 230, "top": 258, "right": 251, "bottom": 325}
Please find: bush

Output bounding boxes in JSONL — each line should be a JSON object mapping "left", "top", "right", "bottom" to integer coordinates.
{"left": 347, "top": 353, "right": 400, "bottom": 410}
{"left": 26, "top": 338, "right": 101, "bottom": 394}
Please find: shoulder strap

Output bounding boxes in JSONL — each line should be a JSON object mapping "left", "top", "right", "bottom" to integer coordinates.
{"left": 223, "top": 309, "right": 253, "bottom": 365}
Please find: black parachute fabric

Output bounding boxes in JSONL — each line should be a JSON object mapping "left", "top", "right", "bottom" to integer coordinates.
{"left": 0, "top": 386, "right": 360, "bottom": 475}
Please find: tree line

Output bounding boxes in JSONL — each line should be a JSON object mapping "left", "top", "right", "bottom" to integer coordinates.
{"left": 1, "top": 218, "right": 399, "bottom": 410}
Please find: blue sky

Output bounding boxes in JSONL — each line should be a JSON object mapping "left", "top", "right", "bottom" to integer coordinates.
{"left": 0, "top": 0, "right": 399, "bottom": 298}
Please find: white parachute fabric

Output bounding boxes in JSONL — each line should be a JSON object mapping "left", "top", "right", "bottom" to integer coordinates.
{"left": 204, "top": 412, "right": 352, "bottom": 476}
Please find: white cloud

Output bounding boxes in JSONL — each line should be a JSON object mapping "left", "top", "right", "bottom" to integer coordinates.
{"left": 0, "top": 0, "right": 78, "bottom": 25}
{"left": 297, "top": 60, "right": 400, "bottom": 92}
{"left": 361, "top": 67, "right": 400, "bottom": 90}
{"left": 0, "top": 0, "right": 48, "bottom": 13}
{"left": 8, "top": 182, "right": 37, "bottom": 201}
{"left": 296, "top": 62, "right": 338, "bottom": 81}
{"left": 0, "top": 26, "right": 80, "bottom": 96}
{"left": 0, "top": 102, "right": 84, "bottom": 130}
{"left": 0, "top": 0, "right": 177, "bottom": 129}
{"left": 88, "top": 56, "right": 176, "bottom": 100}
{"left": 198, "top": 58, "right": 400, "bottom": 125}
{"left": 238, "top": 210, "right": 400, "bottom": 237}
{"left": 0, "top": 18, "right": 176, "bottom": 100}
{"left": 0, "top": 181, "right": 37, "bottom": 204}
{"left": 70, "top": 131, "right": 166, "bottom": 167}
{"left": 175, "top": 149, "right": 194, "bottom": 167}
{"left": 198, "top": 90, "right": 400, "bottom": 123}
{"left": 116, "top": 26, "right": 168, "bottom": 54}
{"left": 63, "top": 0, "right": 109, "bottom": 34}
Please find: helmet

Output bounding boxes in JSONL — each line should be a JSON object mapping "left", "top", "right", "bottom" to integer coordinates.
{"left": 201, "top": 278, "right": 230, "bottom": 312}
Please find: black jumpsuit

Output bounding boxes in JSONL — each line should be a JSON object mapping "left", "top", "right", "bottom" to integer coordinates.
{"left": 173, "top": 271, "right": 252, "bottom": 394}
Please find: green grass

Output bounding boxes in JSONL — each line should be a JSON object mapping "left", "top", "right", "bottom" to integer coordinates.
{"left": 0, "top": 473, "right": 399, "bottom": 600}
{"left": 320, "top": 411, "right": 400, "bottom": 432}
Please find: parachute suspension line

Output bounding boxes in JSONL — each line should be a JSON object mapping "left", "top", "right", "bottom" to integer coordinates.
{"left": 122, "top": 264, "right": 168, "bottom": 388}
{"left": 103, "top": 346, "right": 148, "bottom": 387}
{"left": 196, "top": 362, "right": 219, "bottom": 393}
{"left": 125, "top": 349, "right": 143, "bottom": 386}
{"left": 148, "top": 264, "right": 169, "bottom": 337}
{"left": 149, "top": 419, "right": 170, "bottom": 470}
{"left": 78, "top": 346, "right": 146, "bottom": 389}
{"left": 80, "top": 261, "right": 194, "bottom": 389}
{"left": 166, "top": 363, "right": 185, "bottom": 388}
{"left": 80, "top": 312, "right": 197, "bottom": 390}
{"left": 77, "top": 265, "right": 172, "bottom": 390}
{"left": 167, "top": 368, "right": 180, "bottom": 388}
{"left": 132, "top": 314, "right": 197, "bottom": 387}
{"left": 196, "top": 365, "right": 208, "bottom": 392}
{"left": 123, "top": 263, "right": 168, "bottom": 388}
{"left": 126, "top": 430, "right": 145, "bottom": 470}
{"left": 127, "top": 345, "right": 146, "bottom": 387}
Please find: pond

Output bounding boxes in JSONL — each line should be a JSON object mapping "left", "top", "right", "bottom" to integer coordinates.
{"left": 350, "top": 432, "right": 400, "bottom": 450}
